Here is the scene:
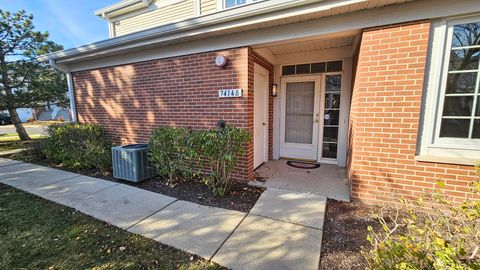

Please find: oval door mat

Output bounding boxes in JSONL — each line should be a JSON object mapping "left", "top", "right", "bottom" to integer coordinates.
{"left": 286, "top": 160, "right": 321, "bottom": 169}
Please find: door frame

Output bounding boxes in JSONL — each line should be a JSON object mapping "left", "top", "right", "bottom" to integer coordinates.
{"left": 253, "top": 63, "right": 269, "bottom": 169}
{"left": 279, "top": 75, "right": 322, "bottom": 161}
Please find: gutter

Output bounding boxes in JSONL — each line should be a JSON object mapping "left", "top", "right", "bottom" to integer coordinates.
{"left": 49, "top": 60, "right": 77, "bottom": 122}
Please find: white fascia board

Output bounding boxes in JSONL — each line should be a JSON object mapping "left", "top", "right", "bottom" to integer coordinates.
{"left": 94, "top": 0, "right": 153, "bottom": 18}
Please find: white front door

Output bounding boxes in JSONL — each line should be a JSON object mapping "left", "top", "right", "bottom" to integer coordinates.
{"left": 280, "top": 76, "right": 321, "bottom": 160}
{"left": 254, "top": 64, "right": 269, "bottom": 169}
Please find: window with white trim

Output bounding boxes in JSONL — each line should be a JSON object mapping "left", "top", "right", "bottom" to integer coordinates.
{"left": 420, "top": 15, "right": 480, "bottom": 162}
{"left": 439, "top": 22, "right": 480, "bottom": 139}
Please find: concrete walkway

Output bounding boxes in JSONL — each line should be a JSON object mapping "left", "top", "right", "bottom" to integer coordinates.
{"left": 0, "top": 158, "right": 327, "bottom": 270}
{"left": 254, "top": 159, "right": 350, "bottom": 202}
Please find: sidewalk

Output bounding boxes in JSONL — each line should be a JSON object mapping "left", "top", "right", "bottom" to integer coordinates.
{"left": 0, "top": 158, "right": 326, "bottom": 270}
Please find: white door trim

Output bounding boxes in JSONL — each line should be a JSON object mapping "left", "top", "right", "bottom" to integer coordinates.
{"left": 279, "top": 75, "right": 321, "bottom": 160}
{"left": 254, "top": 63, "right": 269, "bottom": 169}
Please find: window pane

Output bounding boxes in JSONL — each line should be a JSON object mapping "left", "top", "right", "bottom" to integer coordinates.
{"left": 326, "top": 61, "right": 342, "bottom": 72}
{"left": 311, "top": 62, "right": 326, "bottom": 73}
{"left": 476, "top": 96, "right": 480, "bottom": 116}
{"left": 442, "top": 96, "right": 473, "bottom": 116}
{"left": 282, "top": 65, "right": 295, "bottom": 75}
{"left": 324, "top": 110, "right": 339, "bottom": 126}
{"left": 225, "top": 0, "right": 236, "bottom": 8}
{"left": 446, "top": 72, "right": 477, "bottom": 94}
{"left": 285, "top": 82, "right": 315, "bottom": 144}
{"left": 449, "top": 48, "right": 480, "bottom": 70}
{"left": 325, "top": 93, "right": 341, "bottom": 109}
{"left": 296, "top": 64, "right": 310, "bottom": 74}
{"left": 326, "top": 75, "right": 342, "bottom": 91}
{"left": 440, "top": 119, "right": 470, "bottom": 138}
{"left": 451, "top": 23, "right": 480, "bottom": 48}
{"left": 323, "top": 127, "right": 339, "bottom": 143}
{"left": 322, "top": 143, "right": 337, "bottom": 159}
{"left": 473, "top": 120, "right": 480, "bottom": 138}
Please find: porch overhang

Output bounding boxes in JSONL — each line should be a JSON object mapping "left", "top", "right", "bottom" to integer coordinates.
{"left": 38, "top": 0, "right": 416, "bottom": 69}
{"left": 40, "top": 0, "right": 480, "bottom": 73}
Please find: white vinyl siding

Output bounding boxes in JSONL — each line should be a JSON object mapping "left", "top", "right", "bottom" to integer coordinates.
{"left": 114, "top": 0, "right": 195, "bottom": 37}
{"left": 201, "top": 0, "right": 218, "bottom": 15}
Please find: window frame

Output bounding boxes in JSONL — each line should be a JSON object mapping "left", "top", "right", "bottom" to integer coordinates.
{"left": 419, "top": 15, "right": 480, "bottom": 162}
{"left": 435, "top": 16, "right": 480, "bottom": 145}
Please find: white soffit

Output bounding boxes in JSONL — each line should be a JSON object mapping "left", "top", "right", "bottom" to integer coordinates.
{"left": 260, "top": 35, "right": 357, "bottom": 55}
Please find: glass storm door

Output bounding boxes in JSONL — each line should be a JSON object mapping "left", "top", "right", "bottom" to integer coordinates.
{"left": 280, "top": 77, "right": 321, "bottom": 160}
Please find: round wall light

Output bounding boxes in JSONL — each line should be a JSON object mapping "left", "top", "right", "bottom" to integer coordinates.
{"left": 215, "top": 55, "right": 228, "bottom": 67}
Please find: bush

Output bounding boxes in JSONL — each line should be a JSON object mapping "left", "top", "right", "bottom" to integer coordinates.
{"left": 42, "top": 123, "right": 112, "bottom": 171}
{"left": 190, "top": 125, "right": 250, "bottom": 196}
{"left": 22, "top": 139, "right": 46, "bottom": 161}
{"left": 149, "top": 127, "right": 193, "bottom": 186}
{"left": 362, "top": 165, "right": 480, "bottom": 270}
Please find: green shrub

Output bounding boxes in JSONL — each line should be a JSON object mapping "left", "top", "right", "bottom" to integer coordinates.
{"left": 190, "top": 125, "right": 250, "bottom": 196}
{"left": 16, "top": 139, "right": 46, "bottom": 162}
{"left": 149, "top": 127, "right": 193, "bottom": 186}
{"left": 362, "top": 164, "right": 480, "bottom": 270}
{"left": 42, "top": 123, "right": 112, "bottom": 171}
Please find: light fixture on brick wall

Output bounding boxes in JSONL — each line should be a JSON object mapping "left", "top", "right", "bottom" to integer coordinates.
{"left": 271, "top": 84, "right": 278, "bottom": 97}
{"left": 215, "top": 55, "right": 228, "bottom": 67}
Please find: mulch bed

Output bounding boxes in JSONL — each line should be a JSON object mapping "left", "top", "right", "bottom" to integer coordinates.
{"left": 3, "top": 153, "right": 264, "bottom": 213}
{"left": 319, "top": 199, "right": 386, "bottom": 270}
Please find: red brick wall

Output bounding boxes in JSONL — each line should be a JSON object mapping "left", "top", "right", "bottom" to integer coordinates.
{"left": 349, "top": 21, "right": 478, "bottom": 205}
{"left": 73, "top": 48, "right": 254, "bottom": 181}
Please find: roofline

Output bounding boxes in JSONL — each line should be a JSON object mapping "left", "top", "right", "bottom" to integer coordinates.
{"left": 38, "top": 0, "right": 335, "bottom": 62}
{"left": 94, "top": 0, "right": 153, "bottom": 18}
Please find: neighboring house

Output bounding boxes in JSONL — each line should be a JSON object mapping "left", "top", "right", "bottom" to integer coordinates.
{"left": 40, "top": 0, "right": 480, "bottom": 204}
{"left": 36, "top": 104, "right": 71, "bottom": 121}
{"left": 2, "top": 104, "right": 70, "bottom": 123}
{"left": 15, "top": 108, "right": 34, "bottom": 123}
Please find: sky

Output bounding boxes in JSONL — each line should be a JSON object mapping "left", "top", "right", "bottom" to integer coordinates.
{"left": 0, "top": 0, "right": 119, "bottom": 50}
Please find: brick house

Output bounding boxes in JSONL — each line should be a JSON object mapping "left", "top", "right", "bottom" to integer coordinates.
{"left": 40, "top": 0, "right": 480, "bottom": 204}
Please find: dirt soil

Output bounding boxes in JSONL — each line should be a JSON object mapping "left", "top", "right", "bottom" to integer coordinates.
{"left": 4, "top": 153, "right": 264, "bottom": 213}
{"left": 320, "top": 199, "right": 385, "bottom": 270}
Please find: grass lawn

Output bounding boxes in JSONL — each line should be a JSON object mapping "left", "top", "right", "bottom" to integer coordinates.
{"left": 0, "top": 140, "right": 37, "bottom": 152}
{"left": 0, "top": 184, "right": 223, "bottom": 270}
{"left": 0, "top": 134, "right": 44, "bottom": 142}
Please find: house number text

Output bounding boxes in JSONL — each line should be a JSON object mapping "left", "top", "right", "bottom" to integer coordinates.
{"left": 219, "top": 89, "right": 243, "bottom": 98}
